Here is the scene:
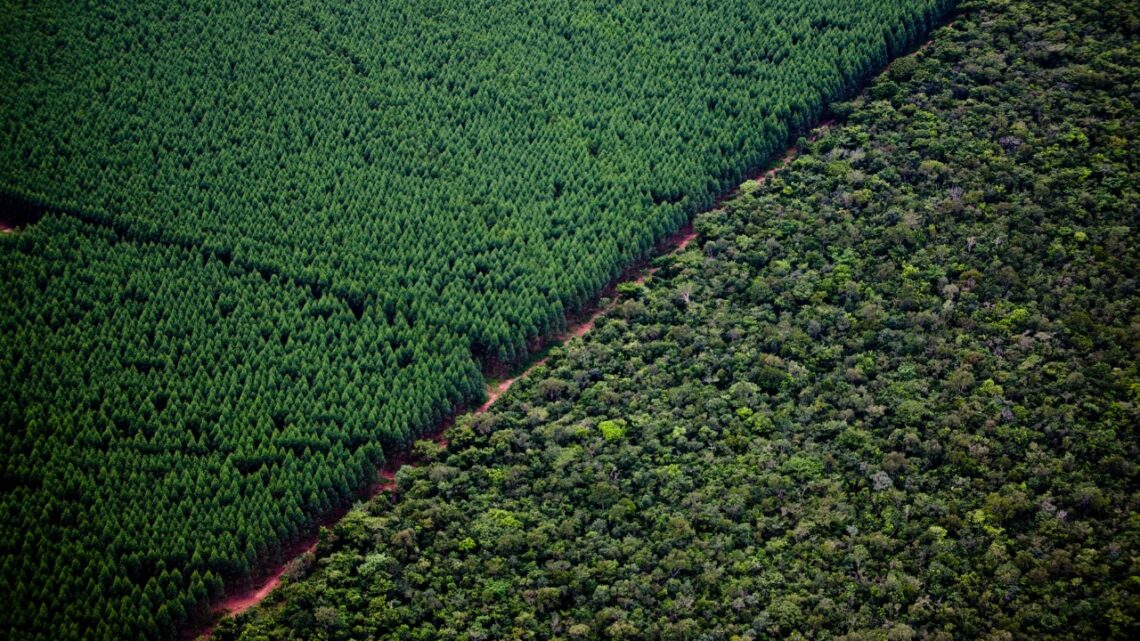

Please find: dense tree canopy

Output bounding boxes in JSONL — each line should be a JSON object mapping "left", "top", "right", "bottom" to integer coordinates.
{"left": 219, "top": 1, "right": 1139, "bottom": 638}
{"left": 0, "top": 217, "right": 483, "bottom": 640}
{"left": 0, "top": 1, "right": 955, "bottom": 640}
{"left": 0, "top": 0, "right": 952, "bottom": 363}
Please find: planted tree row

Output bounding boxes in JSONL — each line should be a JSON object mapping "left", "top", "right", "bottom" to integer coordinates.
{"left": 1, "top": 0, "right": 953, "bottom": 363}
{"left": 0, "top": 216, "right": 483, "bottom": 640}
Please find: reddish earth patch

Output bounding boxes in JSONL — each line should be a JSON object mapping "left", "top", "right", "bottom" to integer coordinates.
{"left": 211, "top": 543, "right": 316, "bottom": 619}
{"left": 670, "top": 226, "right": 700, "bottom": 253}
{"left": 478, "top": 376, "right": 518, "bottom": 412}
{"left": 185, "top": 117, "right": 841, "bottom": 640}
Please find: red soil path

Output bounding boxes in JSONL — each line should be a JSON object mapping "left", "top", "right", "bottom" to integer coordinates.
{"left": 209, "top": 542, "right": 316, "bottom": 617}
{"left": 186, "top": 119, "right": 835, "bottom": 640}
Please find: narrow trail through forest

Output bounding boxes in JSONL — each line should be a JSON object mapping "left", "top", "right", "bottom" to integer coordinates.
{"left": 187, "top": 118, "right": 837, "bottom": 639}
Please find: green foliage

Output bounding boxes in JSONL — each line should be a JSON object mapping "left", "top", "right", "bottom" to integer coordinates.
{"left": 597, "top": 419, "right": 626, "bottom": 442}
{"left": 219, "top": 2, "right": 1139, "bottom": 639}
{"left": 0, "top": 0, "right": 952, "bottom": 364}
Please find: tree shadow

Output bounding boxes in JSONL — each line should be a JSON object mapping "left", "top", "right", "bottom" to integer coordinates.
{"left": 0, "top": 191, "right": 47, "bottom": 231}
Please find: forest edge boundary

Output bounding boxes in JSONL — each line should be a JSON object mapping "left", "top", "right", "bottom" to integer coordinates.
{"left": 183, "top": 110, "right": 848, "bottom": 638}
